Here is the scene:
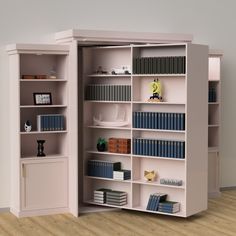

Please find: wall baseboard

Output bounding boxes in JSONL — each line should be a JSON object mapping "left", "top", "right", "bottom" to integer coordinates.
{"left": 0, "top": 207, "right": 10, "bottom": 213}
{"left": 220, "top": 186, "right": 236, "bottom": 191}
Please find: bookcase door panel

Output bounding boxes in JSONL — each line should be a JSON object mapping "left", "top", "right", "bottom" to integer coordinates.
{"left": 21, "top": 158, "right": 68, "bottom": 210}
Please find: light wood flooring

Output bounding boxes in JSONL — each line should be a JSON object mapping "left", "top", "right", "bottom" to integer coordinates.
{"left": 0, "top": 190, "right": 236, "bottom": 236}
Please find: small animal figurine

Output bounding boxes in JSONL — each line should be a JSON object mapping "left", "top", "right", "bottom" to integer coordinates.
{"left": 24, "top": 120, "right": 32, "bottom": 132}
{"left": 144, "top": 170, "right": 156, "bottom": 182}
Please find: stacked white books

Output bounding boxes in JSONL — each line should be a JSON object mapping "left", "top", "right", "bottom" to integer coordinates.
{"left": 106, "top": 191, "right": 127, "bottom": 206}
{"left": 93, "top": 188, "right": 112, "bottom": 204}
{"left": 113, "top": 170, "right": 131, "bottom": 180}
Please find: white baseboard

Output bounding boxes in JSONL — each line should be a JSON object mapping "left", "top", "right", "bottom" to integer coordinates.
{"left": 220, "top": 186, "right": 236, "bottom": 191}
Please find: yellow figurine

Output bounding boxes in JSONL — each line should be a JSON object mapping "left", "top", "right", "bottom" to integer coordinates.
{"left": 144, "top": 170, "right": 156, "bottom": 182}
{"left": 148, "top": 78, "right": 163, "bottom": 102}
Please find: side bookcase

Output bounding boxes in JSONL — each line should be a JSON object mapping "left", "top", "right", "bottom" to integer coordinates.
{"left": 7, "top": 44, "right": 77, "bottom": 217}
{"left": 82, "top": 43, "right": 208, "bottom": 217}
{"left": 208, "top": 50, "right": 223, "bottom": 197}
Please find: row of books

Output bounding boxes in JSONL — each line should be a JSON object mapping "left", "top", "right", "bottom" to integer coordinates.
{"left": 133, "top": 112, "right": 185, "bottom": 130}
{"left": 133, "top": 138, "right": 185, "bottom": 159}
{"left": 94, "top": 188, "right": 127, "bottom": 206}
{"left": 146, "top": 193, "right": 180, "bottom": 213}
{"left": 209, "top": 85, "right": 217, "bottom": 102}
{"left": 87, "top": 160, "right": 121, "bottom": 178}
{"left": 37, "top": 114, "right": 65, "bottom": 131}
{"left": 133, "top": 56, "right": 186, "bottom": 74}
{"left": 113, "top": 170, "right": 131, "bottom": 180}
{"left": 85, "top": 84, "right": 131, "bottom": 101}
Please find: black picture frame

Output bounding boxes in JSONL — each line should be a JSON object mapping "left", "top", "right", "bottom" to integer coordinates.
{"left": 33, "top": 93, "right": 52, "bottom": 105}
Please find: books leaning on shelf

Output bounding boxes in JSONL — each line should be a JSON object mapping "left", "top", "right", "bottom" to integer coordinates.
{"left": 106, "top": 190, "right": 127, "bottom": 206}
{"left": 160, "top": 178, "right": 183, "bottom": 186}
{"left": 133, "top": 56, "right": 186, "bottom": 74}
{"left": 87, "top": 160, "right": 121, "bottom": 178}
{"left": 158, "top": 201, "right": 180, "bottom": 214}
{"left": 85, "top": 84, "right": 131, "bottom": 101}
{"left": 93, "top": 188, "right": 112, "bottom": 204}
{"left": 108, "top": 138, "right": 131, "bottom": 154}
{"left": 37, "top": 114, "right": 64, "bottom": 131}
{"left": 133, "top": 138, "right": 185, "bottom": 159}
{"left": 113, "top": 170, "right": 131, "bottom": 180}
{"left": 146, "top": 193, "right": 167, "bottom": 211}
{"left": 133, "top": 112, "right": 185, "bottom": 130}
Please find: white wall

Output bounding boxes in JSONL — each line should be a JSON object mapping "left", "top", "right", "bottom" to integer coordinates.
{"left": 0, "top": 0, "right": 235, "bottom": 207}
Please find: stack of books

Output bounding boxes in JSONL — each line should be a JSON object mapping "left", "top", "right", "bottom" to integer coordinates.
{"left": 133, "top": 56, "right": 186, "bottom": 74}
{"left": 133, "top": 112, "right": 185, "bottom": 130}
{"left": 146, "top": 193, "right": 167, "bottom": 211}
{"left": 209, "top": 84, "right": 217, "bottom": 102}
{"left": 87, "top": 160, "right": 121, "bottom": 178}
{"left": 106, "top": 191, "right": 127, "bottom": 206}
{"left": 85, "top": 84, "right": 131, "bottom": 101}
{"left": 37, "top": 114, "right": 64, "bottom": 131}
{"left": 93, "top": 188, "right": 112, "bottom": 204}
{"left": 113, "top": 170, "right": 131, "bottom": 180}
{"left": 158, "top": 201, "right": 180, "bottom": 214}
{"left": 133, "top": 138, "right": 185, "bottom": 159}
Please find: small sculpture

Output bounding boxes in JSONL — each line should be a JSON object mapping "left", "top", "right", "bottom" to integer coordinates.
{"left": 97, "top": 138, "right": 107, "bottom": 152}
{"left": 24, "top": 120, "right": 32, "bottom": 132}
{"left": 148, "top": 79, "right": 163, "bottom": 102}
{"left": 144, "top": 170, "right": 156, "bottom": 182}
{"left": 37, "top": 140, "right": 46, "bottom": 157}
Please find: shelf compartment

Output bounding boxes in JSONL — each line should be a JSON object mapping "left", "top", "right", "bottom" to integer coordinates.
{"left": 132, "top": 183, "right": 185, "bottom": 215}
{"left": 132, "top": 157, "right": 185, "bottom": 185}
{"left": 132, "top": 180, "right": 185, "bottom": 189}
{"left": 21, "top": 133, "right": 67, "bottom": 158}
{"left": 85, "top": 176, "right": 131, "bottom": 183}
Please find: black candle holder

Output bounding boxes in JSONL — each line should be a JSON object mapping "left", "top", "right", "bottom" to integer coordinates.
{"left": 37, "top": 140, "right": 46, "bottom": 157}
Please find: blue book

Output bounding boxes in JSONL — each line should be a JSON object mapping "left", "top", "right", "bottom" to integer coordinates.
{"left": 176, "top": 114, "right": 180, "bottom": 130}
{"left": 133, "top": 112, "right": 136, "bottom": 128}
{"left": 154, "top": 113, "right": 158, "bottom": 129}
{"left": 137, "top": 112, "right": 140, "bottom": 128}
{"left": 173, "top": 141, "right": 177, "bottom": 158}
{"left": 180, "top": 142, "right": 185, "bottom": 159}
{"left": 158, "top": 140, "right": 161, "bottom": 157}
{"left": 150, "top": 195, "right": 156, "bottom": 211}
{"left": 154, "top": 140, "right": 158, "bottom": 156}
{"left": 61, "top": 116, "right": 64, "bottom": 130}
{"left": 137, "top": 139, "right": 140, "bottom": 155}
{"left": 164, "top": 113, "right": 168, "bottom": 129}
{"left": 164, "top": 141, "right": 168, "bottom": 157}
{"left": 170, "top": 141, "right": 174, "bottom": 158}
{"left": 148, "top": 139, "right": 152, "bottom": 156}
{"left": 143, "top": 139, "right": 147, "bottom": 156}
{"left": 145, "top": 139, "right": 149, "bottom": 156}
{"left": 176, "top": 142, "right": 180, "bottom": 158}
{"left": 160, "top": 113, "right": 164, "bottom": 129}
{"left": 180, "top": 114, "right": 185, "bottom": 130}
{"left": 158, "top": 113, "right": 161, "bottom": 129}
{"left": 151, "top": 140, "right": 155, "bottom": 156}
{"left": 133, "top": 139, "right": 136, "bottom": 154}
{"left": 140, "top": 139, "right": 144, "bottom": 155}
{"left": 142, "top": 112, "right": 145, "bottom": 128}
{"left": 151, "top": 113, "right": 155, "bottom": 129}
{"left": 167, "top": 113, "right": 171, "bottom": 130}
{"left": 146, "top": 195, "right": 153, "bottom": 210}
{"left": 173, "top": 113, "right": 177, "bottom": 130}
{"left": 153, "top": 195, "right": 161, "bottom": 211}
{"left": 167, "top": 141, "right": 171, "bottom": 157}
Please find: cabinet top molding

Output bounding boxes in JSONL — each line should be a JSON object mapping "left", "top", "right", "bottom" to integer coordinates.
{"left": 55, "top": 29, "right": 193, "bottom": 44}
{"left": 6, "top": 44, "right": 69, "bottom": 55}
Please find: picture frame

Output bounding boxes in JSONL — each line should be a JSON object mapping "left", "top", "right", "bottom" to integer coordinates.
{"left": 33, "top": 93, "right": 52, "bottom": 105}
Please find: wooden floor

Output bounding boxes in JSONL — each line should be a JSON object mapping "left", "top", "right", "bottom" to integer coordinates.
{"left": 0, "top": 190, "right": 236, "bottom": 236}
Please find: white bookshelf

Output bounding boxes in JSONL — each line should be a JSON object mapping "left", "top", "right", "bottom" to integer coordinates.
{"left": 7, "top": 44, "right": 78, "bottom": 217}
{"left": 208, "top": 52, "right": 223, "bottom": 198}
{"left": 82, "top": 43, "right": 208, "bottom": 217}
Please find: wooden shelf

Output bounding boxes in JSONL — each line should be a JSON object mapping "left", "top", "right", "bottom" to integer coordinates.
{"left": 86, "top": 150, "right": 131, "bottom": 157}
{"left": 20, "top": 130, "right": 67, "bottom": 135}
{"left": 20, "top": 79, "right": 67, "bottom": 82}
{"left": 20, "top": 154, "right": 67, "bottom": 161}
{"left": 85, "top": 100, "right": 131, "bottom": 104}
{"left": 132, "top": 179, "right": 185, "bottom": 189}
{"left": 209, "top": 79, "right": 220, "bottom": 82}
{"left": 132, "top": 74, "right": 185, "bottom": 77}
{"left": 20, "top": 105, "right": 67, "bottom": 108}
{"left": 85, "top": 125, "right": 131, "bottom": 130}
{"left": 132, "top": 101, "right": 185, "bottom": 105}
{"left": 85, "top": 176, "right": 131, "bottom": 183}
{"left": 84, "top": 200, "right": 131, "bottom": 210}
{"left": 208, "top": 147, "right": 219, "bottom": 153}
{"left": 208, "top": 124, "right": 219, "bottom": 128}
{"left": 132, "top": 128, "right": 185, "bottom": 133}
{"left": 87, "top": 74, "right": 131, "bottom": 78}
{"left": 208, "top": 102, "right": 219, "bottom": 105}
{"left": 132, "top": 154, "right": 185, "bottom": 161}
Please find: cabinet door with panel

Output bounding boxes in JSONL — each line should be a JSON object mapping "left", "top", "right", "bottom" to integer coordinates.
{"left": 21, "top": 158, "right": 68, "bottom": 211}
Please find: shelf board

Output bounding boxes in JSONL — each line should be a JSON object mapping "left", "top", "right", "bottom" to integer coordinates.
{"left": 20, "top": 130, "right": 67, "bottom": 135}
{"left": 20, "top": 154, "right": 67, "bottom": 161}
{"left": 86, "top": 150, "right": 131, "bottom": 157}
{"left": 208, "top": 147, "right": 219, "bottom": 153}
{"left": 133, "top": 154, "right": 185, "bottom": 161}
{"left": 87, "top": 74, "right": 131, "bottom": 78}
{"left": 85, "top": 176, "right": 131, "bottom": 183}
{"left": 132, "top": 128, "right": 185, "bottom": 133}
{"left": 208, "top": 124, "right": 219, "bottom": 128}
{"left": 133, "top": 205, "right": 183, "bottom": 217}
{"left": 20, "top": 79, "right": 67, "bottom": 82}
{"left": 209, "top": 79, "right": 220, "bottom": 82}
{"left": 132, "top": 101, "right": 185, "bottom": 105}
{"left": 85, "top": 125, "right": 131, "bottom": 130}
{"left": 132, "top": 74, "right": 185, "bottom": 77}
{"left": 132, "top": 179, "right": 185, "bottom": 189}
{"left": 84, "top": 200, "right": 131, "bottom": 210}
{"left": 208, "top": 102, "right": 219, "bottom": 105}
{"left": 20, "top": 105, "right": 67, "bottom": 108}
{"left": 85, "top": 100, "right": 131, "bottom": 104}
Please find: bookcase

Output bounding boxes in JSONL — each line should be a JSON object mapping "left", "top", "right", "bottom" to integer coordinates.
{"left": 81, "top": 43, "right": 208, "bottom": 217}
{"left": 208, "top": 51, "right": 222, "bottom": 197}
{"left": 7, "top": 44, "right": 78, "bottom": 217}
